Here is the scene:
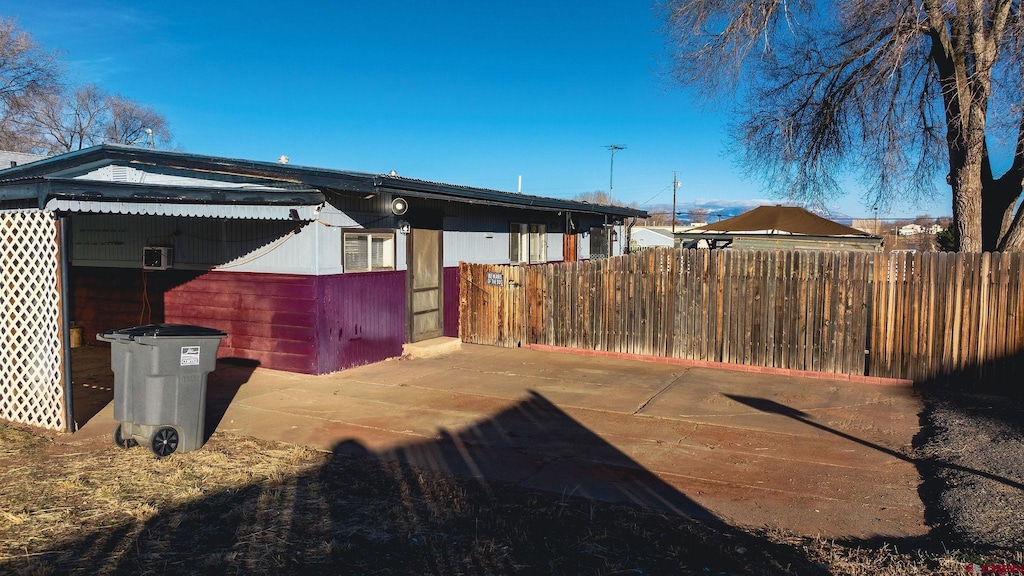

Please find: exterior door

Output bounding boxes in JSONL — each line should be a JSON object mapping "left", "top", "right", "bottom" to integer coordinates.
{"left": 407, "top": 228, "right": 443, "bottom": 342}
{"left": 563, "top": 233, "right": 577, "bottom": 262}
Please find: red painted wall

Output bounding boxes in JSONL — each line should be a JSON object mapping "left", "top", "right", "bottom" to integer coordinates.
{"left": 74, "top": 267, "right": 411, "bottom": 375}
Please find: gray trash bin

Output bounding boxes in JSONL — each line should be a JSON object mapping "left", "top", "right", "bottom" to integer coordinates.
{"left": 98, "top": 324, "right": 227, "bottom": 457}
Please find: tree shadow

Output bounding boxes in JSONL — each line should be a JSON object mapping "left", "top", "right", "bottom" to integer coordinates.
{"left": 724, "top": 391, "right": 1024, "bottom": 552}
{"left": 3, "top": 391, "right": 829, "bottom": 575}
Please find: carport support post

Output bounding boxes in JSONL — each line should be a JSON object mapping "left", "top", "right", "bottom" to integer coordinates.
{"left": 58, "top": 214, "right": 75, "bottom": 432}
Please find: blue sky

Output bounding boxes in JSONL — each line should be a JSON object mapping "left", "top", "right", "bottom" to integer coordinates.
{"left": 5, "top": 1, "right": 953, "bottom": 219}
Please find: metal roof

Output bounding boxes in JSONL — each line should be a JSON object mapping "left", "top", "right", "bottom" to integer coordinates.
{"left": 0, "top": 144, "right": 648, "bottom": 219}
{"left": 0, "top": 177, "right": 324, "bottom": 220}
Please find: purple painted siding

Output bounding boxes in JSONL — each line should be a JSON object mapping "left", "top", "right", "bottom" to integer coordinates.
{"left": 444, "top": 266, "right": 459, "bottom": 338}
{"left": 315, "top": 270, "right": 407, "bottom": 374}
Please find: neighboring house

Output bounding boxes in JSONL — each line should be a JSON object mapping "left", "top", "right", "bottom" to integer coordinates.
{"left": 0, "top": 150, "right": 47, "bottom": 170}
{"left": 850, "top": 218, "right": 883, "bottom": 236}
{"left": 630, "top": 226, "right": 676, "bottom": 249}
{"left": 677, "top": 205, "right": 882, "bottom": 252}
{"left": 899, "top": 223, "right": 924, "bottom": 236}
{"left": 0, "top": 144, "right": 646, "bottom": 380}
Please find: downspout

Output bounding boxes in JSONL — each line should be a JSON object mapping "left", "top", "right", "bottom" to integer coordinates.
{"left": 58, "top": 213, "right": 76, "bottom": 432}
{"left": 624, "top": 216, "right": 637, "bottom": 254}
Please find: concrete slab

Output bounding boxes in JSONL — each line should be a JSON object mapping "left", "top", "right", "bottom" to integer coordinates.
{"left": 402, "top": 336, "right": 462, "bottom": 359}
{"left": 64, "top": 343, "right": 928, "bottom": 541}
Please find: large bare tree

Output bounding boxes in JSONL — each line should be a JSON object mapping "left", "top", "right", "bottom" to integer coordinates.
{"left": 104, "top": 94, "right": 171, "bottom": 147}
{"left": 0, "top": 17, "right": 61, "bottom": 152}
{"left": 29, "top": 84, "right": 107, "bottom": 154}
{"left": 1, "top": 17, "right": 172, "bottom": 154}
{"left": 663, "top": 0, "right": 1024, "bottom": 252}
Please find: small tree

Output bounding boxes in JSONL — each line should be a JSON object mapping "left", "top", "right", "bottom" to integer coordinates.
{"left": 936, "top": 222, "right": 959, "bottom": 252}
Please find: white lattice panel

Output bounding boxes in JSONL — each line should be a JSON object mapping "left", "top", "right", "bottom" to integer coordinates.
{"left": 0, "top": 211, "right": 65, "bottom": 431}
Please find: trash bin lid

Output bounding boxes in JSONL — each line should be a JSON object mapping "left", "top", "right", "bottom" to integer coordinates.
{"left": 98, "top": 324, "right": 227, "bottom": 341}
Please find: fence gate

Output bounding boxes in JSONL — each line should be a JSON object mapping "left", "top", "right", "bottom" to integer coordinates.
{"left": 0, "top": 211, "right": 66, "bottom": 431}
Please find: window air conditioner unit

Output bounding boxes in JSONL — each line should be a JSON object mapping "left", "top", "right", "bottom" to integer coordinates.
{"left": 143, "top": 246, "right": 173, "bottom": 270}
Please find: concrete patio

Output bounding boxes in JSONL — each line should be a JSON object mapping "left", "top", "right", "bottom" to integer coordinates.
{"left": 64, "top": 342, "right": 928, "bottom": 541}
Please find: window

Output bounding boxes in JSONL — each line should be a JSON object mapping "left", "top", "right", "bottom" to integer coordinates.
{"left": 344, "top": 231, "right": 395, "bottom": 272}
{"left": 510, "top": 223, "right": 547, "bottom": 264}
{"left": 589, "top": 226, "right": 611, "bottom": 259}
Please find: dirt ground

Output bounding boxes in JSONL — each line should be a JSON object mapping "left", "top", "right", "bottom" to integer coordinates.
{"left": 1, "top": 419, "right": 1017, "bottom": 576}
{"left": 914, "top": 391, "right": 1024, "bottom": 551}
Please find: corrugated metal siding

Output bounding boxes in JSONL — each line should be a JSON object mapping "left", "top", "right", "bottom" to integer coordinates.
{"left": 48, "top": 199, "right": 319, "bottom": 220}
{"left": 315, "top": 270, "right": 406, "bottom": 374}
{"left": 71, "top": 213, "right": 318, "bottom": 274}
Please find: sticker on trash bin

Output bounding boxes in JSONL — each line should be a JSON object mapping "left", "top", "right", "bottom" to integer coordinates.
{"left": 180, "top": 346, "right": 201, "bottom": 366}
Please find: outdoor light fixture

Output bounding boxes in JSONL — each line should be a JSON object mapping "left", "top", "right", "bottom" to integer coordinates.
{"left": 391, "top": 197, "right": 408, "bottom": 216}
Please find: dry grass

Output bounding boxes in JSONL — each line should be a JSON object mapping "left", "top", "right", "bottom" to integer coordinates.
{"left": 0, "top": 423, "right": 1013, "bottom": 575}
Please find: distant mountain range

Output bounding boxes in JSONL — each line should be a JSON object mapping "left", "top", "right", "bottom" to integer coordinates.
{"left": 644, "top": 199, "right": 854, "bottom": 224}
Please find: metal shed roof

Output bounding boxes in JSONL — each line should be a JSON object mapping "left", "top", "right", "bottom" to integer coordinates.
{"left": 0, "top": 144, "right": 648, "bottom": 220}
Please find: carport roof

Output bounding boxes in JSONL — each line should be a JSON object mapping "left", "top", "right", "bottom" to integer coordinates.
{"left": 0, "top": 176, "right": 324, "bottom": 220}
{"left": 0, "top": 144, "right": 648, "bottom": 220}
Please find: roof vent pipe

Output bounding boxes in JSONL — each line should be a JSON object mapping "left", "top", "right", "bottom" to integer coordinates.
{"left": 278, "top": 155, "right": 289, "bottom": 164}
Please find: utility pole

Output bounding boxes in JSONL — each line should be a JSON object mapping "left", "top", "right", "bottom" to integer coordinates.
{"left": 604, "top": 145, "right": 626, "bottom": 203}
{"left": 672, "top": 172, "right": 680, "bottom": 234}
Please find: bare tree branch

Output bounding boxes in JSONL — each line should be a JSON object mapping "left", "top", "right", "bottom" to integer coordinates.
{"left": 663, "top": 0, "right": 1024, "bottom": 251}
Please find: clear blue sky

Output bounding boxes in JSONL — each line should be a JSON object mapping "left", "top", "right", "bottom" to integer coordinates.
{"left": 5, "top": 0, "right": 953, "bottom": 219}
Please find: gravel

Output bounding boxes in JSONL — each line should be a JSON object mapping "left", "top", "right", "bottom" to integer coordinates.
{"left": 914, "top": 390, "right": 1024, "bottom": 551}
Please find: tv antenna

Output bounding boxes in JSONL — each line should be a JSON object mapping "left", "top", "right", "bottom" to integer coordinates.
{"left": 603, "top": 145, "right": 626, "bottom": 203}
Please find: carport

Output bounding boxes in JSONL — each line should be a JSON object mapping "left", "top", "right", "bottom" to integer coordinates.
{"left": 0, "top": 173, "right": 322, "bottom": 433}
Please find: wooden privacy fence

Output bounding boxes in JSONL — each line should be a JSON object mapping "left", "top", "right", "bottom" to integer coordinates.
{"left": 459, "top": 249, "right": 1024, "bottom": 383}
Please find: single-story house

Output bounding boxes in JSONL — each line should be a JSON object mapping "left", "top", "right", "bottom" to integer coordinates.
{"left": 676, "top": 205, "right": 882, "bottom": 251}
{"left": 629, "top": 226, "right": 676, "bottom": 249}
{"left": 0, "top": 144, "right": 645, "bottom": 431}
{"left": 0, "top": 150, "right": 47, "bottom": 169}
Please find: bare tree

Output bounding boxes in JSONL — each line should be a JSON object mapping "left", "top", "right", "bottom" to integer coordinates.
{"left": 105, "top": 94, "right": 170, "bottom": 147}
{"left": 575, "top": 190, "right": 616, "bottom": 206}
{"left": 663, "top": 1, "right": 1024, "bottom": 252}
{"left": 29, "top": 84, "right": 108, "bottom": 153}
{"left": 0, "top": 17, "right": 61, "bottom": 152}
{"left": 686, "top": 208, "right": 711, "bottom": 224}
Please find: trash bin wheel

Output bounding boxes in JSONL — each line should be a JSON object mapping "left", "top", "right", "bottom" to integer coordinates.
{"left": 113, "top": 424, "right": 138, "bottom": 449}
{"left": 151, "top": 427, "right": 179, "bottom": 457}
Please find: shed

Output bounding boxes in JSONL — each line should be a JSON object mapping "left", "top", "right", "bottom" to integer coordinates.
{"left": 0, "top": 144, "right": 646, "bottom": 432}
{"left": 677, "top": 205, "right": 882, "bottom": 251}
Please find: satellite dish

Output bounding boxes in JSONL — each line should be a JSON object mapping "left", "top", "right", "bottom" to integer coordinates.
{"left": 391, "top": 197, "right": 408, "bottom": 216}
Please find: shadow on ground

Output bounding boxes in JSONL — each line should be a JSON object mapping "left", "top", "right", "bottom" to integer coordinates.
{"left": 3, "top": 391, "right": 831, "bottom": 575}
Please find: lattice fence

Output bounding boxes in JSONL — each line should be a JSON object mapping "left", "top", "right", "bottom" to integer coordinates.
{"left": 0, "top": 211, "right": 65, "bottom": 431}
